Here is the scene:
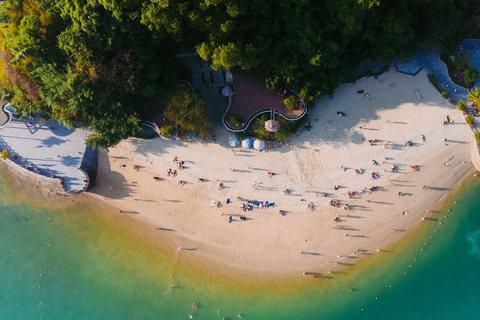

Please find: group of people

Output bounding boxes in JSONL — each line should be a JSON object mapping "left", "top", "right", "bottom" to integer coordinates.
{"left": 166, "top": 168, "right": 177, "bottom": 177}
{"left": 166, "top": 156, "right": 187, "bottom": 178}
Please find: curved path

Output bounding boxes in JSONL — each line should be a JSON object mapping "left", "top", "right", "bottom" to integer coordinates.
{"left": 0, "top": 102, "right": 11, "bottom": 127}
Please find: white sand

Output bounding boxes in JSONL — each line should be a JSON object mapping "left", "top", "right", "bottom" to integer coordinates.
{"left": 90, "top": 70, "right": 474, "bottom": 276}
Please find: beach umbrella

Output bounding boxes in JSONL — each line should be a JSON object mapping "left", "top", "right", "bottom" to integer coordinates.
{"left": 265, "top": 119, "right": 280, "bottom": 132}
{"left": 222, "top": 86, "right": 234, "bottom": 97}
{"left": 241, "top": 137, "right": 253, "bottom": 149}
{"left": 253, "top": 139, "right": 265, "bottom": 152}
{"left": 228, "top": 135, "right": 240, "bottom": 147}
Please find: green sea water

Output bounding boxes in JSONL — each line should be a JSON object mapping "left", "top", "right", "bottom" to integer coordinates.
{"left": 0, "top": 173, "right": 479, "bottom": 320}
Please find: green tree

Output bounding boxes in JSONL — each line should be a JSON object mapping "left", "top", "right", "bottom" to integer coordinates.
{"left": 466, "top": 114, "right": 475, "bottom": 125}
{"left": 229, "top": 114, "right": 243, "bottom": 127}
{"left": 468, "top": 87, "right": 480, "bottom": 110}
{"left": 284, "top": 96, "right": 298, "bottom": 111}
{"left": 160, "top": 125, "right": 175, "bottom": 137}
{"left": 252, "top": 114, "right": 271, "bottom": 141}
{"left": 463, "top": 68, "right": 478, "bottom": 83}
{"left": 164, "top": 84, "right": 211, "bottom": 135}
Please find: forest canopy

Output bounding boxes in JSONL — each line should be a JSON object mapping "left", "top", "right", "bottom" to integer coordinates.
{"left": 0, "top": 0, "right": 472, "bottom": 148}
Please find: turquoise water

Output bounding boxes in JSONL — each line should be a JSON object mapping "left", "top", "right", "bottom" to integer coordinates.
{"left": 0, "top": 174, "right": 479, "bottom": 320}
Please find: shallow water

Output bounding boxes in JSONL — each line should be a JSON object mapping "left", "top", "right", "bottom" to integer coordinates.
{"left": 0, "top": 174, "right": 479, "bottom": 320}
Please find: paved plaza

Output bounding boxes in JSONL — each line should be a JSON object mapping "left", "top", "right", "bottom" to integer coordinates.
{"left": 0, "top": 110, "right": 90, "bottom": 191}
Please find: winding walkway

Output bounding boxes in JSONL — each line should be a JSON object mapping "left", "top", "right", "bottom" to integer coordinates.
{"left": 395, "top": 39, "right": 480, "bottom": 102}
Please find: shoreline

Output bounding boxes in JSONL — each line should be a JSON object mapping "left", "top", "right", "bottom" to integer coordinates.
{"left": 85, "top": 70, "right": 477, "bottom": 277}
{"left": 0, "top": 147, "right": 476, "bottom": 288}
{"left": 0, "top": 69, "right": 476, "bottom": 280}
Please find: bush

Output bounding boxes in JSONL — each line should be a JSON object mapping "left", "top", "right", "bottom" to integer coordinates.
{"left": 160, "top": 125, "right": 175, "bottom": 137}
{"left": 284, "top": 95, "right": 298, "bottom": 111}
{"left": 474, "top": 131, "right": 480, "bottom": 140}
{"left": 457, "top": 100, "right": 467, "bottom": 112}
{"left": 1, "top": 150, "right": 9, "bottom": 160}
{"left": 252, "top": 114, "right": 272, "bottom": 140}
{"left": 463, "top": 68, "right": 479, "bottom": 83}
{"left": 468, "top": 87, "right": 480, "bottom": 108}
{"left": 466, "top": 114, "right": 475, "bottom": 125}
{"left": 235, "top": 132, "right": 246, "bottom": 141}
{"left": 455, "top": 53, "right": 470, "bottom": 71}
{"left": 441, "top": 91, "right": 449, "bottom": 99}
{"left": 428, "top": 74, "right": 438, "bottom": 87}
{"left": 275, "top": 117, "right": 299, "bottom": 141}
{"left": 229, "top": 114, "right": 243, "bottom": 127}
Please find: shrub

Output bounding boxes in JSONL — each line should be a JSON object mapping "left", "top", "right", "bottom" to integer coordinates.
{"left": 1, "top": 150, "right": 9, "bottom": 160}
{"left": 468, "top": 87, "right": 480, "bottom": 108}
{"left": 441, "top": 91, "right": 449, "bottom": 99}
{"left": 474, "top": 131, "right": 480, "bottom": 140}
{"left": 252, "top": 114, "right": 271, "bottom": 140}
{"left": 275, "top": 117, "right": 299, "bottom": 141}
{"left": 428, "top": 74, "right": 438, "bottom": 87}
{"left": 284, "top": 95, "right": 298, "bottom": 111}
{"left": 160, "top": 125, "right": 175, "bottom": 137}
{"left": 229, "top": 114, "right": 243, "bottom": 127}
{"left": 455, "top": 53, "right": 470, "bottom": 71}
{"left": 457, "top": 100, "right": 467, "bottom": 112}
{"left": 463, "top": 68, "right": 479, "bottom": 83}
{"left": 466, "top": 114, "right": 475, "bottom": 125}
{"left": 235, "top": 132, "right": 246, "bottom": 141}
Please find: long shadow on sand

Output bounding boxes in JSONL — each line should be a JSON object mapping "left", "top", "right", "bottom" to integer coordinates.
{"left": 89, "top": 149, "right": 134, "bottom": 200}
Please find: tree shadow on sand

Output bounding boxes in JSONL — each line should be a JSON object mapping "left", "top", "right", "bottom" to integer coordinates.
{"left": 89, "top": 149, "right": 134, "bottom": 199}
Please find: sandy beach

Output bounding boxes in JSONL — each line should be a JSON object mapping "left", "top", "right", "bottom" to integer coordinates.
{"left": 89, "top": 69, "right": 474, "bottom": 276}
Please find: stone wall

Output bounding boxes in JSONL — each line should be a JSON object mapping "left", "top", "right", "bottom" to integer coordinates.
{"left": 80, "top": 145, "right": 99, "bottom": 190}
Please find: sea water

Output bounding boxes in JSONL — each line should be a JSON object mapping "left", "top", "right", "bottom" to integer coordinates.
{"left": 0, "top": 173, "right": 479, "bottom": 320}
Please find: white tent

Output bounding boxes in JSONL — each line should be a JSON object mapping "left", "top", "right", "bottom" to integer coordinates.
{"left": 253, "top": 139, "right": 265, "bottom": 152}
{"left": 241, "top": 137, "right": 253, "bottom": 149}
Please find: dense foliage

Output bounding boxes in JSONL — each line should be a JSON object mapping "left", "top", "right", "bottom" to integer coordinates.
{"left": 457, "top": 100, "right": 467, "bottom": 112}
{"left": 0, "top": 0, "right": 472, "bottom": 147}
{"left": 160, "top": 125, "right": 175, "bottom": 137}
{"left": 284, "top": 96, "right": 298, "bottom": 111}
{"left": 229, "top": 114, "right": 243, "bottom": 127}
{"left": 164, "top": 83, "right": 210, "bottom": 135}
{"left": 466, "top": 114, "right": 475, "bottom": 125}
{"left": 252, "top": 114, "right": 300, "bottom": 141}
{"left": 468, "top": 87, "right": 480, "bottom": 110}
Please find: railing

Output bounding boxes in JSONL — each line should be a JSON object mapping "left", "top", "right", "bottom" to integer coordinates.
{"left": 139, "top": 80, "right": 193, "bottom": 139}
{"left": 139, "top": 120, "right": 178, "bottom": 140}
{"left": 0, "top": 103, "right": 12, "bottom": 127}
{"left": 222, "top": 80, "right": 308, "bottom": 132}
